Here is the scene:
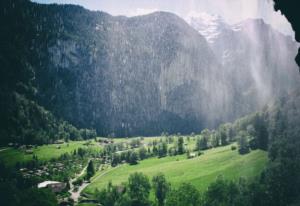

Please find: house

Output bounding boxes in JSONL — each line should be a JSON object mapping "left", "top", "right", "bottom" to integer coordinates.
{"left": 54, "top": 140, "right": 64, "bottom": 144}
{"left": 188, "top": 153, "right": 197, "bottom": 159}
{"left": 38, "top": 181, "right": 66, "bottom": 193}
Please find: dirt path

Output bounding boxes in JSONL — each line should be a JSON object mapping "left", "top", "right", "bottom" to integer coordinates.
{"left": 91, "top": 165, "right": 120, "bottom": 183}
{"left": 70, "top": 181, "right": 89, "bottom": 202}
{"left": 70, "top": 164, "right": 120, "bottom": 203}
{"left": 69, "top": 160, "right": 90, "bottom": 202}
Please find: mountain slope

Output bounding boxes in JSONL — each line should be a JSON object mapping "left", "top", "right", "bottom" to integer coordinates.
{"left": 187, "top": 13, "right": 300, "bottom": 120}
{"left": 19, "top": 2, "right": 228, "bottom": 136}
{"left": 1, "top": 1, "right": 299, "bottom": 141}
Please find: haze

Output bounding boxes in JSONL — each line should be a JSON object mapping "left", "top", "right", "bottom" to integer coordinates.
{"left": 33, "top": 0, "right": 294, "bottom": 37}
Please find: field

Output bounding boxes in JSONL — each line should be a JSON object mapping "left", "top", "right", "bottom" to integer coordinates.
{"left": 0, "top": 140, "right": 101, "bottom": 166}
{"left": 0, "top": 136, "right": 198, "bottom": 167}
{"left": 0, "top": 136, "right": 268, "bottom": 203}
{"left": 84, "top": 144, "right": 267, "bottom": 195}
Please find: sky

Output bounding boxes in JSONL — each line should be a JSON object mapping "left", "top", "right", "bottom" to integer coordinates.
{"left": 32, "top": 0, "right": 294, "bottom": 36}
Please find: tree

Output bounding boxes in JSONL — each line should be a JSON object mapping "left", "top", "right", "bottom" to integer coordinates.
{"left": 226, "top": 123, "right": 235, "bottom": 142}
{"left": 218, "top": 125, "right": 228, "bottom": 146}
{"left": 96, "top": 182, "right": 126, "bottom": 206}
{"left": 196, "top": 136, "right": 208, "bottom": 151}
{"left": 204, "top": 176, "right": 239, "bottom": 206}
{"left": 237, "top": 131, "right": 250, "bottom": 154}
{"left": 177, "top": 137, "right": 184, "bottom": 154}
{"left": 86, "top": 160, "right": 95, "bottom": 179}
{"left": 152, "top": 173, "right": 170, "bottom": 206}
{"left": 77, "top": 147, "right": 86, "bottom": 158}
{"left": 158, "top": 142, "right": 168, "bottom": 158}
{"left": 112, "top": 153, "right": 121, "bottom": 167}
{"left": 139, "top": 147, "right": 148, "bottom": 160}
{"left": 128, "top": 172, "right": 151, "bottom": 206}
{"left": 186, "top": 149, "right": 191, "bottom": 158}
{"left": 129, "top": 151, "right": 138, "bottom": 165}
{"left": 211, "top": 130, "right": 220, "bottom": 147}
{"left": 153, "top": 145, "right": 158, "bottom": 156}
{"left": 167, "top": 147, "right": 175, "bottom": 156}
{"left": 167, "top": 136, "right": 174, "bottom": 144}
{"left": 165, "top": 183, "right": 201, "bottom": 206}
{"left": 21, "top": 188, "right": 58, "bottom": 206}
{"left": 253, "top": 114, "right": 269, "bottom": 150}
{"left": 196, "top": 129, "right": 210, "bottom": 150}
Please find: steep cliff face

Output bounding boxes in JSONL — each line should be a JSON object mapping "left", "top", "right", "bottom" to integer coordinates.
{"left": 29, "top": 4, "right": 227, "bottom": 136}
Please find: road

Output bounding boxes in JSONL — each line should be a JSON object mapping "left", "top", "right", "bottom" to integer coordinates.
{"left": 69, "top": 160, "right": 89, "bottom": 202}
{"left": 69, "top": 163, "right": 120, "bottom": 202}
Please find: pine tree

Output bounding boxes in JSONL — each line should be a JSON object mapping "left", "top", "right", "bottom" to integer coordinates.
{"left": 86, "top": 160, "right": 95, "bottom": 179}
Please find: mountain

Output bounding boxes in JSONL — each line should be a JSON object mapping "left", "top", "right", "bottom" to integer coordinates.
{"left": 186, "top": 13, "right": 300, "bottom": 120}
{"left": 1, "top": 1, "right": 299, "bottom": 142}
{"left": 185, "top": 12, "right": 230, "bottom": 44}
{"left": 8, "top": 1, "right": 229, "bottom": 137}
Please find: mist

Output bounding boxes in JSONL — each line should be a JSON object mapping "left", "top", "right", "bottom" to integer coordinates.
{"left": 33, "top": 0, "right": 294, "bottom": 36}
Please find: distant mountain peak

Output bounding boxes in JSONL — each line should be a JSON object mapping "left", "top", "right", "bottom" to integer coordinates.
{"left": 185, "top": 12, "right": 228, "bottom": 43}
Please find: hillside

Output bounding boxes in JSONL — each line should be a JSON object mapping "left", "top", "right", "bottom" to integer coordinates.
{"left": 84, "top": 144, "right": 267, "bottom": 194}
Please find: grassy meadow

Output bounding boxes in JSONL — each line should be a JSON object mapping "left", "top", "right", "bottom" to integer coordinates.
{"left": 0, "top": 140, "right": 101, "bottom": 166}
{"left": 84, "top": 144, "right": 267, "bottom": 195}
{"left": 0, "top": 136, "right": 268, "bottom": 205}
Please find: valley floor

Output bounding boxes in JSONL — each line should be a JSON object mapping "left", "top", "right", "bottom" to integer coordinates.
{"left": 84, "top": 144, "right": 267, "bottom": 195}
{"left": 0, "top": 138, "right": 268, "bottom": 206}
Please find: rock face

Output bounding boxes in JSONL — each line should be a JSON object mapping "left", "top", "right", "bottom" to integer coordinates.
{"left": 32, "top": 6, "right": 227, "bottom": 136}
{"left": 273, "top": 0, "right": 300, "bottom": 67}
{"left": 3, "top": 1, "right": 299, "bottom": 137}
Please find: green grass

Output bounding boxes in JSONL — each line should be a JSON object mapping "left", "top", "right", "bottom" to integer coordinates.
{"left": 84, "top": 144, "right": 267, "bottom": 195}
{"left": 0, "top": 140, "right": 101, "bottom": 166}
{"left": 0, "top": 137, "right": 268, "bottom": 198}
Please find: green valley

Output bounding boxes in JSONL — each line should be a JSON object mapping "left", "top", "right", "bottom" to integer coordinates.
{"left": 85, "top": 144, "right": 267, "bottom": 194}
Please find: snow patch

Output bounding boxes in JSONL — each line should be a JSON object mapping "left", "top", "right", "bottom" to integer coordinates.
{"left": 185, "top": 11, "right": 225, "bottom": 43}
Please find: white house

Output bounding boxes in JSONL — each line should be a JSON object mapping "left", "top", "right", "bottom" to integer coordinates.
{"left": 38, "top": 181, "right": 66, "bottom": 193}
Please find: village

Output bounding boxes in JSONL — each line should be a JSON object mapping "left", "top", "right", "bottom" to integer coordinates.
{"left": 2, "top": 135, "right": 205, "bottom": 205}
{"left": 5, "top": 137, "right": 150, "bottom": 204}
